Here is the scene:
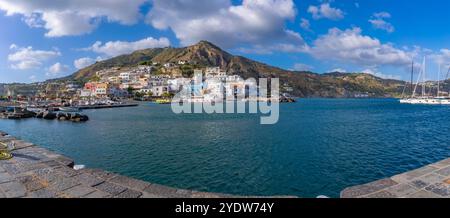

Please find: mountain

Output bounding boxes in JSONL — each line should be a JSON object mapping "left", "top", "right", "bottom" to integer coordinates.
{"left": 66, "top": 41, "right": 406, "bottom": 97}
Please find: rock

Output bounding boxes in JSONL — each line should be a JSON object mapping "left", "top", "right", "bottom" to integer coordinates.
{"left": 35, "top": 112, "right": 44, "bottom": 119}
{"left": 43, "top": 111, "right": 56, "bottom": 120}
{"left": 80, "top": 115, "right": 89, "bottom": 122}
{"left": 71, "top": 114, "right": 88, "bottom": 122}
{"left": 57, "top": 113, "right": 68, "bottom": 120}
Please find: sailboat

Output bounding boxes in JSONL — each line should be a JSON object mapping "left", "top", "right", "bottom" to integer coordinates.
{"left": 400, "top": 57, "right": 450, "bottom": 105}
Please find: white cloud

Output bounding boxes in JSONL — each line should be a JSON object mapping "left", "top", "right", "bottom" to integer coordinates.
{"left": 300, "top": 18, "right": 311, "bottom": 31}
{"left": 430, "top": 49, "right": 450, "bottom": 65}
{"left": 369, "top": 12, "right": 394, "bottom": 33}
{"left": 292, "top": 63, "right": 313, "bottom": 71}
{"left": 307, "top": 3, "right": 344, "bottom": 20}
{"left": 307, "top": 27, "right": 411, "bottom": 67}
{"left": 85, "top": 37, "right": 171, "bottom": 57}
{"left": 0, "top": 0, "right": 147, "bottom": 37}
{"left": 47, "top": 62, "right": 70, "bottom": 77}
{"left": 74, "top": 57, "right": 100, "bottom": 69}
{"left": 8, "top": 45, "right": 61, "bottom": 70}
{"left": 146, "top": 0, "right": 305, "bottom": 52}
{"left": 362, "top": 68, "right": 401, "bottom": 80}
{"left": 328, "top": 68, "right": 347, "bottom": 73}
{"left": 374, "top": 12, "right": 391, "bottom": 19}
{"left": 29, "top": 75, "right": 37, "bottom": 82}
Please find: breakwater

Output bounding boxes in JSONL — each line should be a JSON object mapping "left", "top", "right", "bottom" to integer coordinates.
{"left": 341, "top": 158, "right": 450, "bottom": 198}
{"left": 0, "top": 108, "right": 89, "bottom": 123}
{"left": 76, "top": 103, "right": 138, "bottom": 110}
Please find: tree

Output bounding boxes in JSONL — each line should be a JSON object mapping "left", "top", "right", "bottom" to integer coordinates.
{"left": 162, "top": 92, "right": 174, "bottom": 98}
{"left": 135, "top": 92, "right": 144, "bottom": 98}
{"left": 127, "top": 87, "right": 134, "bottom": 95}
{"left": 90, "top": 75, "right": 101, "bottom": 82}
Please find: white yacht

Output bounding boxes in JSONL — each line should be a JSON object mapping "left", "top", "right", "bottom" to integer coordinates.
{"left": 400, "top": 58, "right": 450, "bottom": 105}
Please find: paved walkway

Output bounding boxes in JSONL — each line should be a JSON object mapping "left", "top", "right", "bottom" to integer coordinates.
{"left": 0, "top": 131, "right": 241, "bottom": 198}
{"left": 341, "top": 158, "right": 450, "bottom": 198}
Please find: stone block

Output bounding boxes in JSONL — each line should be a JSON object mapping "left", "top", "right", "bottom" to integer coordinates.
{"left": 53, "top": 156, "right": 75, "bottom": 168}
{"left": 143, "top": 184, "right": 180, "bottom": 198}
{"left": 93, "top": 182, "right": 127, "bottom": 196}
{"left": 54, "top": 166, "right": 81, "bottom": 177}
{"left": 63, "top": 185, "right": 97, "bottom": 198}
{"left": 28, "top": 188, "right": 58, "bottom": 198}
{"left": 385, "top": 184, "right": 418, "bottom": 197}
{"left": 0, "top": 181, "right": 27, "bottom": 198}
{"left": 431, "top": 158, "right": 450, "bottom": 169}
{"left": 109, "top": 175, "right": 150, "bottom": 191}
{"left": 365, "top": 190, "right": 397, "bottom": 198}
{"left": 83, "top": 190, "right": 111, "bottom": 198}
{"left": 72, "top": 173, "right": 105, "bottom": 187}
{"left": 80, "top": 168, "right": 116, "bottom": 180}
{"left": 410, "top": 180, "right": 428, "bottom": 189}
{"left": 435, "top": 166, "right": 450, "bottom": 177}
{"left": 424, "top": 183, "right": 450, "bottom": 197}
{"left": 406, "top": 190, "right": 441, "bottom": 198}
{"left": 403, "top": 165, "right": 438, "bottom": 180}
{"left": 340, "top": 178, "right": 397, "bottom": 198}
{"left": 16, "top": 175, "right": 46, "bottom": 192}
{"left": 0, "top": 172, "right": 13, "bottom": 184}
{"left": 49, "top": 177, "right": 81, "bottom": 192}
{"left": 114, "top": 189, "right": 142, "bottom": 198}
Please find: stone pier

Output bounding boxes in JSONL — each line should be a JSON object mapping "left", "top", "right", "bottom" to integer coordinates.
{"left": 341, "top": 158, "right": 450, "bottom": 198}
{"left": 0, "top": 131, "right": 253, "bottom": 198}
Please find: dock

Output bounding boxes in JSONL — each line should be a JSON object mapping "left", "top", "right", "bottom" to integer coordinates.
{"left": 341, "top": 158, "right": 450, "bottom": 198}
{"left": 0, "top": 131, "right": 296, "bottom": 198}
{"left": 75, "top": 103, "right": 139, "bottom": 110}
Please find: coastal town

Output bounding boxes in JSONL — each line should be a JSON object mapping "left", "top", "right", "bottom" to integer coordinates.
{"left": 0, "top": 61, "right": 295, "bottom": 121}
{"left": 1, "top": 61, "right": 295, "bottom": 106}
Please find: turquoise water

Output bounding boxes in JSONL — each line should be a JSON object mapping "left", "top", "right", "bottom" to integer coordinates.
{"left": 1, "top": 99, "right": 449, "bottom": 197}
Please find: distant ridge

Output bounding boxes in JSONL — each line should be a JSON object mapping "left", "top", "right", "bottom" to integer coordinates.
{"left": 61, "top": 41, "right": 406, "bottom": 97}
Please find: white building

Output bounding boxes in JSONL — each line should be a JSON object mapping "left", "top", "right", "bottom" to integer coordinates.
{"left": 152, "top": 86, "right": 169, "bottom": 96}
{"left": 79, "top": 89, "right": 94, "bottom": 98}
{"left": 205, "top": 67, "right": 226, "bottom": 78}
{"left": 163, "top": 63, "right": 176, "bottom": 68}
{"left": 95, "top": 88, "right": 107, "bottom": 96}
{"left": 168, "top": 78, "right": 191, "bottom": 92}
{"left": 119, "top": 72, "right": 130, "bottom": 81}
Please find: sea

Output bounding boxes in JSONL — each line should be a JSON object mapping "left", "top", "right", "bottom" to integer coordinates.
{"left": 1, "top": 98, "right": 449, "bottom": 197}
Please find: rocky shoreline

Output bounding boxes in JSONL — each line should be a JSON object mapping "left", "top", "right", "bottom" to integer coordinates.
{"left": 0, "top": 107, "right": 89, "bottom": 122}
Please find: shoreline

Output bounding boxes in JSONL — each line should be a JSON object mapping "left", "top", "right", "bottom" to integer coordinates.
{"left": 0, "top": 130, "right": 296, "bottom": 198}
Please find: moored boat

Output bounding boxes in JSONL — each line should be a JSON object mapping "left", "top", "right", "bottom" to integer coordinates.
{"left": 400, "top": 58, "right": 450, "bottom": 105}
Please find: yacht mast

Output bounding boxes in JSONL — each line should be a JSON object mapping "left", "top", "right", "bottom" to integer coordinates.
{"left": 410, "top": 61, "right": 414, "bottom": 97}
{"left": 437, "top": 64, "right": 440, "bottom": 98}
{"left": 422, "top": 57, "right": 426, "bottom": 97}
{"left": 412, "top": 61, "right": 422, "bottom": 98}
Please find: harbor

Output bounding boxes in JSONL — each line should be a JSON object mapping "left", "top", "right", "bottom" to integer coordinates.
{"left": 0, "top": 99, "right": 448, "bottom": 197}
{"left": 2, "top": 128, "right": 449, "bottom": 198}
{"left": 1, "top": 131, "right": 293, "bottom": 198}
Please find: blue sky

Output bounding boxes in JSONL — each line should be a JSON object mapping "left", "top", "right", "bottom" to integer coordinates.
{"left": 0, "top": 0, "right": 449, "bottom": 83}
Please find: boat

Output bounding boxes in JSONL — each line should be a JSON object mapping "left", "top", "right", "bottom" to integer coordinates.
{"left": 400, "top": 57, "right": 450, "bottom": 105}
{"left": 58, "top": 107, "right": 82, "bottom": 112}
{"left": 155, "top": 99, "right": 171, "bottom": 104}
